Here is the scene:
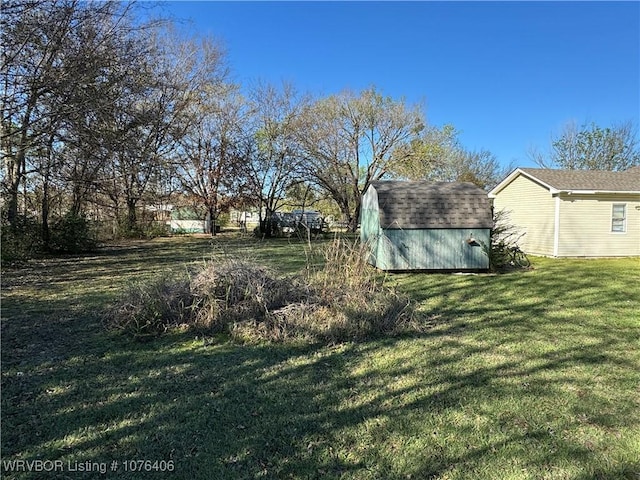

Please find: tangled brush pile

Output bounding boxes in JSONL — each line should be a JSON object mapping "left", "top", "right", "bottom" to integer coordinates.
{"left": 105, "top": 239, "right": 421, "bottom": 343}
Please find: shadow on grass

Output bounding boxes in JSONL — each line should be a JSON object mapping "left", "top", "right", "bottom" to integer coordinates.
{"left": 4, "top": 331, "right": 638, "bottom": 479}
{"left": 2, "top": 243, "right": 639, "bottom": 479}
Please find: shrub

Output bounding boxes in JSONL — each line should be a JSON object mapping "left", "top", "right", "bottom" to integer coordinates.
{"left": 116, "top": 220, "right": 145, "bottom": 239}
{"left": 1, "top": 214, "right": 43, "bottom": 263}
{"left": 141, "top": 221, "right": 171, "bottom": 239}
{"left": 482, "top": 209, "right": 530, "bottom": 272}
{"left": 306, "top": 237, "right": 417, "bottom": 341}
{"left": 312, "top": 237, "right": 376, "bottom": 292}
{"left": 48, "top": 213, "right": 97, "bottom": 254}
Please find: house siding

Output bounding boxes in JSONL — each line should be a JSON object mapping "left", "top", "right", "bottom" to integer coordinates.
{"left": 492, "top": 174, "right": 556, "bottom": 256}
{"left": 557, "top": 194, "right": 640, "bottom": 257}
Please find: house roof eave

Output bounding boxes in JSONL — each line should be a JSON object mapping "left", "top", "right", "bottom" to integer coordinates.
{"left": 488, "top": 168, "right": 558, "bottom": 197}
{"left": 560, "top": 189, "right": 640, "bottom": 196}
{"left": 490, "top": 168, "right": 640, "bottom": 198}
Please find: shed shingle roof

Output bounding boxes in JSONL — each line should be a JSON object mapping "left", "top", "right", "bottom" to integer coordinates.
{"left": 369, "top": 181, "right": 493, "bottom": 229}
{"left": 519, "top": 168, "right": 640, "bottom": 192}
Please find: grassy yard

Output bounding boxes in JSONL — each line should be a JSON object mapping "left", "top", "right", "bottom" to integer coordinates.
{"left": 2, "top": 235, "right": 639, "bottom": 479}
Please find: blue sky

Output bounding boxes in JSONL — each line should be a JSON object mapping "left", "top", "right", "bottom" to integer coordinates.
{"left": 158, "top": 1, "right": 639, "bottom": 169}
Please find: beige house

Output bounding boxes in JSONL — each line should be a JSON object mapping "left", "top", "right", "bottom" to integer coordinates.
{"left": 488, "top": 167, "right": 640, "bottom": 257}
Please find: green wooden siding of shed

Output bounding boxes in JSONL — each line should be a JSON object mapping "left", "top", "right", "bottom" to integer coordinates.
{"left": 371, "top": 228, "right": 489, "bottom": 270}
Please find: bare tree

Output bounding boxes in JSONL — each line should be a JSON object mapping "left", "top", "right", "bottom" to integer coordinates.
{"left": 532, "top": 120, "right": 640, "bottom": 171}
{"left": 449, "top": 149, "right": 511, "bottom": 190}
{"left": 1, "top": 0, "right": 88, "bottom": 227}
{"left": 247, "top": 81, "right": 309, "bottom": 236}
{"left": 1, "top": 0, "right": 232, "bottom": 245}
{"left": 177, "top": 81, "right": 249, "bottom": 235}
{"left": 0, "top": 0, "right": 155, "bottom": 246}
{"left": 298, "top": 87, "right": 424, "bottom": 231}
{"left": 96, "top": 27, "right": 228, "bottom": 236}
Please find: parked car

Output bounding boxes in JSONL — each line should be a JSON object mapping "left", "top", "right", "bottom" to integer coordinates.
{"left": 271, "top": 210, "right": 327, "bottom": 236}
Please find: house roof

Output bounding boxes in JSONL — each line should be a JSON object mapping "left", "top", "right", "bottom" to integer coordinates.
{"left": 489, "top": 167, "right": 640, "bottom": 197}
{"left": 368, "top": 181, "right": 493, "bottom": 229}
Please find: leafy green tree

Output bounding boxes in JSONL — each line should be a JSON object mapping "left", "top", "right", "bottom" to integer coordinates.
{"left": 390, "top": 124, "right": 509, "bottom": 190}
{"left": 388, "top": 124, "right": 458, "bottom": 179}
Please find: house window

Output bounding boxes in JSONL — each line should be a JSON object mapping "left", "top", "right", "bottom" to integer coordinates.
{"left": 611, "top": 204, "right": 626, "bottom": 233}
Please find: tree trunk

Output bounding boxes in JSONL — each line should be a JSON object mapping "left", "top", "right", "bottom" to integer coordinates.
{"left": 208, "top": 206, "right": 217, "bottom": 236}
{"left": 126, "top": 199, "right": 138, "bottom": 236}
{"left": 260, "top": 215, "right": 270, "bottom": 238}
{"left": 41, "top": 177, "right": 51, "bottom": 249}
{"left": 5, "top": 149, "right": 25, "bottom": 229}
{"left": 5, "top": 99, "right": 35, "bottom": 228}
{"left": 71, "top": 182, "right": 86, "bottom": 217}
{"left": 348, "top": 202, "right": 362, "bottom": 233}
{"left": 5, "top": 188, "right": 19, "bottom": 228}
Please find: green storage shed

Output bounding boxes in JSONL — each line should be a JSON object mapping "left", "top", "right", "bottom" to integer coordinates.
{"left": 360, "top": 181, "right": 493, "bottom": 271}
